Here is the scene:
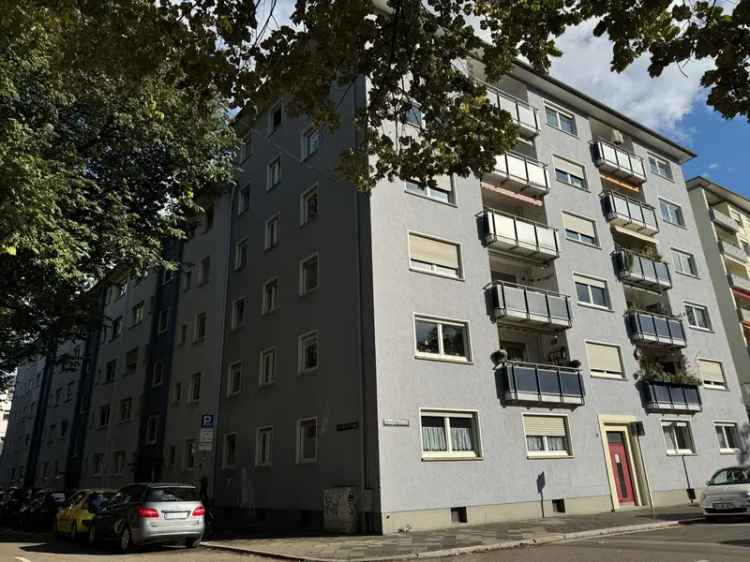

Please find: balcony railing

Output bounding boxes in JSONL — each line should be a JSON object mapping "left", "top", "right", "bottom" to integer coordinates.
{"left": 481, "top": 208, "right": 559, "bottom": 262}
{"left": 592, "top": 140, "right": 647, "bottom": 184}
{"left": 498, "top": 361, "right": 585, "bottom": 406}
{"left": 601, "top": 192, "right": 659, "bottom": 235}
{"left": 486, "top": 281, "right": 572, "bottom": 330}
{"left": 640, "top": 381, "right": 702, "bottom": 413}
{"left": 484, "top": 152, "right": 550, "bottom": 197}
{"left": 739, "top": 307, "right": 750, "bottom": 324}
{"left": 486, "top": 87, "right": 539, "bottom": 138}
{"left": 719, "top": 240, "right": 747, "bottom": 263}
{"left": 729, "top": 272, "right": 750, "bottom": 293}
{"left": 626, "top": 310, "right": 686, "bottom": 348}
{"left": 711, "top": 208, "right": 740, "bottom": 233}
{"left": 613, "top": 250, "right": 672, "bottom": 290}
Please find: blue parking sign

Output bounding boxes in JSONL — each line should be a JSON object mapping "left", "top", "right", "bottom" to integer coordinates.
{"left": 201, "top": 414, "right": 215, "bottom": 429}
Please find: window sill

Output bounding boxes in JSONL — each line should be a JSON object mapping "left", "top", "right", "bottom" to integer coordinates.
{"left": 421, "top": 455, "right": 483, "bottom": 462}
{"left": 226, "top": 391, "right": 242, "bottom": 399}
{"left": 546, "top": 124, "right": 579, "bottom": 139}
{"left": 264, "top": 245, "right": 278, "bottom": 253}
{"left": 404, "top": 189, "right": 458, "bottom": 208}
{"left": 409, "top": 268, "right": 465, "bottom": 282}
{"left": 565, "top": 238, "right": 601, "bottom": 251}
{"left": 296, "top": 459, "right": 318, "bottom": 465}
{"left": 720, "top": 449, "right": 739, "bottom": 455}
{"left": 663, "top": 220, "right": 688, "bottom": 230}
{"left": 557, "top": 180, "right": 589, "bottom": 192}
{"left": 300, "top": 287, "right": 320, "bottom": 297}
{"left": 703, "top": 384, "right": 728, "bottom": 391}
{"left": 666, "top": 452, "right": 697, "bottom": 457}
{"left": 687, "top": 326, "right": 713, "bottom": 333}
{"left": 298, "top": 368, "right": 319, "bottom": 376}
{"left": 415, "top": 354, "right": 472, "bottom": 365}
{"left": 259, "top": 381, "right": 275, "bottom": 389}
{"left": 261, "top": 309, "right": 278, "bottom": 317}
{"left": 590, "top": 373, "right": 626, "bottom": 381}
{"left": 577, "top": 303, "right": 613, "bottom": 313}
{"left": 674, "top": 270, "right": 700, "bottom": 280}
{"left": 527, "top": 453, "right": 574, "bottom": 460}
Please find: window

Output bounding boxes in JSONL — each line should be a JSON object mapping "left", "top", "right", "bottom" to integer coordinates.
{"left": 238, "top": 184, "right": 250, "bottom": 214}
{"left": 152, "top": 361, "right": 164, "bottom": 387}
{"left": 259, "top": 347, "right": 276, "bottom": 386}
{"left": 648, "top": 154, "right": 674, "bottom": 180}
{"left": 240, "top": 131, "right": 252, "bottom": 162}
{"left": 685, "top": 303, "right": 711, "bottom": 330}
{"left": 93, "top": 453, "right": 104, "bottom": 475}
{"left": 585, "top": 342, "right": 623, "bottom": 379}
{"left": 184, "top": 439, "right": 196, "bottom": 469}
{"left": 256, "top": 427, "right": 273, "bottom": 467}
{"left": 672, "top": 249, "right": 697, "bottom": 276}
{"left": 60, "top": 420, "right": 68, "bottom": 437}
{"left": 267, "top": 157, "right": 281, "bottom": 190}
{"left": 183, "top": 269, "right": 192, "bottom": 291}
{"left": 408, "top": 233, "right": 461, "bottom": 278}
{"left": 574, "top": 274, "right": 610, "bottom": 309}
{"left": 414, "top": 317, "right": 470, "bottom": 362}
{"left": 420, "top": 411, "right": 481, "bottom": 459}
{"left": 190, "top": 373, "right": 201, "bottom": 402}
{"left": 227, "top": 362, "right": 242, "bottom": 397}
{"left": 662, "top": 420, "right": 695, "bottom": 455}
{"left": 545, "top": 106, "right": 577, "bottom": 135}
{"left": 698, "top": 359, "right": 726, "bottom": 389}
{"left": 117, "top": 281, "right": 127, "bottom": 299}
{"left": 157, "top": 309, "right": 169, "bottom": 333}
{"left": 199, "top": 256, "right": 211, "bottom": 285}
{"left": 302, "top": 127, "right": 320, "bottom": 159}
{"left": 113, "top": 451, "right": 126, "bottom": 475}
{"left": 262, "top": 278, "right": 278, "bottom": 314}
{"left": 562, "top": 212, "right": 597, "bottom": 246}
{"left": 173, "top": 382, "right": 182, "bottom": 403}
{"left": 300, "top": 185, "right": 319, "bottom": 226}
{"left": 264, "top": 214, "right": 279, "bottom": 250}
{"left": 204, "top": 204, "right": 215, "bottom": 232}
{"left": 523, "top": 415, "right": 572, "bottom": 457}
{"left": 194, "top": 312, "right": 207, "bottom": 341}
{"left": 269, "top": 104, "right": 282, "bottom": 134}
{"left": 299, "top": 254, "right": 319, "bottom": 295}
{"left": 162, "top": 268, "right": 175, "bottom": 285}
{"left": 222, "top": 433, "right": 237, "bottom": 468}
{"left": 404, "top": 102, "right": 423, "bottom": 127}
{"left": 125, "top": 348, "right": 138, "bottom": 376}
{"left": 715, "top": 423, "right": 739, "bottom": 453}
{"left": 405, "top": 176, "right": 455, "bottom": 204}
{"left": 168, "top": 445, "right": 176, "bottom": 467}
{"left": 119, "top": 398, "right": 132, "bottom": 421}
{"left": 98, "top": 404, "right": 110, "bottom": 427}
{"left": 111, "top": 316, "right": 122, "bottom": 340}
{"left": 554, "top": 157, "right": 587, "bottom": 189}
{"left": 296, "top": 418, "right": 318, "bottom": 463}
{"left": 131, "top": 302, "right": 144, "bottom": 326}
{"left": 659, "top": 199, "right": 685, "bottom": 226}
{"left": 178, "top": 324, "right": 188, "bottom": 345}
{"left": 231, "top": 297, "right": 246, "bottom": 329}
{"left": 105, "top": 360, "right": 117, "bottom": 383}
{"left": 145, "top": 416, "right": 159, "bottom": 444}
{"left": 298, "top": 331, "right": 319, "bottom": 373}
{"left": 235, "top": 239, "right": 248, "bottom": 270}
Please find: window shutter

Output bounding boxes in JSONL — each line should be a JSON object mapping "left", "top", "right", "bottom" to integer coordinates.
{"left": 409, "top": 234, "right": 459, "bottom": 269}
{"left": 524, "top": 415, "right": 567, "bottom": 437}
{"left": 574, "top": 274, "right": 606, "bottom": 289}
{"left": 563, "top": 213, "right": 596, "bottom": 238}
{"left": 586, "top": 342, "right": 622, "bottom": 373}
{"left": 554, "top": 157, "right": 585, "bottom": 179}
{"left": 698, "top": 359, "right": 725, "bottom": 384}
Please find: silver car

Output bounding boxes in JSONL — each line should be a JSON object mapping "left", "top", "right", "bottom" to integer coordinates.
{"left": 88, "top": 483, "right": 205, "bottom": 552}
{"left": 700, "top": 466, "right": 750, "bottom": 519}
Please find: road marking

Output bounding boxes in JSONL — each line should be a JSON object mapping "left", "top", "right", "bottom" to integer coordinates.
{"left": 14, "top": 557, "right": 32, "bottom": 562}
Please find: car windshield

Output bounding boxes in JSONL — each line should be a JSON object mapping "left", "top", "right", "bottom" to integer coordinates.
{"left": 709, "top": 467, "right": 750, "bottom": 485}
{"left": 50, "top": 493, "right": 66, "bottom": 502}
{"left": 146, "top": 487, "right": 198, "bottom": 502}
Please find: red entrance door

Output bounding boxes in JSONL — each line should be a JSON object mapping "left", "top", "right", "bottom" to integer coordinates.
{"left": 607, "top": 432, "right": 635, "bottom": 504}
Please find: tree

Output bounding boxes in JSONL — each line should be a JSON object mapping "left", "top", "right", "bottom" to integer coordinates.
{"left": 1, "top": 0, "right": 748, "bottom": 375}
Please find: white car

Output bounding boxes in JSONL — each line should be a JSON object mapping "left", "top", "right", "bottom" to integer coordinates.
{"left": 700, "top": 466, "right": 750, "bottom": 519}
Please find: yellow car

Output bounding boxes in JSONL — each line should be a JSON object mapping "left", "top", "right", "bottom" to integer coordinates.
{"left": 54, "top": 489, "right": 115, "bottom": 541}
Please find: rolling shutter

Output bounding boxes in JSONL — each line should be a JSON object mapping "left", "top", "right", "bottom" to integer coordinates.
{"left": 523, "top": 415, "right": 567, "bottom": 437}
{"left": 554, "top": 156, "right": 585, "bottom": 179}
{"left": 562, "top": 213, "right": 596, "bottom": 238}
{"left": 698, "top": 359, "right": 725, "bottom": 385}
{"left": 409, "top": 233, "right": 460, "bottom": 269}
{"left": 586, "top": 342, "right": 622, "bottom": 374}
{"left": 574, "top": 274, "right": 607, "bottom": 290}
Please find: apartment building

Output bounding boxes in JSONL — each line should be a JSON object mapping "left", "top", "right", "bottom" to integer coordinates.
{"left": 687, "top": 177, "right": 750, "bottom": 410}
{"left": 0, "top": 380, "right": 13, "bottom": 455}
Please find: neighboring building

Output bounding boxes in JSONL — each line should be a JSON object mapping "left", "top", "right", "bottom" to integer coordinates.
{"left": 0, "top": 378, "right": 14, "bottom": 455}
{"left": 687, "top": 177, "right": 750, "bottom": 410}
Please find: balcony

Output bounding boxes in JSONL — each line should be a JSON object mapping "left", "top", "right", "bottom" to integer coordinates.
{"left": 738, "top": 307, "right": 750, "bottom": 324}
{"left": 711, "top": 208, "right": 740, "bottom": 233}
{"left": 592, "top": 140, "right": 647, "bottom": 184}
{"left": 729, "top": 272, "right": 750, "bottom": 293}
{"left": 613, "top": 250, "right": 672, "bottom": 290}
{"left": 487, "top": 88, "right": 540, "bottom": 138}
{"left": 626, "top": 310, "right": 686, "bottom": 348}
{"left": 484, "top": 152, "right": 550, "bottom": 198}
{"left": 481, "top": 208, "right": 559, "bottom": 262}
{"left": 486, "top": 282, "right": 572, "bottom": 331}
{"left": 640, "top": 381, "right": 702, "bottom": 413}
{"left": 601, "top": 192, "right": 659, "bottom": 236}
{"left": 719, "top": 240, "right": 747, "bottom": 264}
{"left": 498, "top": 361, "right": 585, "bottom": 406}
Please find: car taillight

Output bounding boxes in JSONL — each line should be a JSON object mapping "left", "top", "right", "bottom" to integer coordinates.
{"left": 136, "top": 506, "right": 160, "bottom": 518}
{"left": 192, "top": 505, "right": 205, "bottom": 517}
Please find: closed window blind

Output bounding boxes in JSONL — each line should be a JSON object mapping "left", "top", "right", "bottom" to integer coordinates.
{"left": 574, "top": 274, "right": 607, "bottom": 289}
{"left": 409, "top": 234, "right": 460, "bottom": 269}
{"left": 563, "top": 213, "right": 596, "bottom": 238}
{"left": 586, "top": 342, "right": 623, "bottom": 374}
{"left": 524, "top": 415, "right": 567, "bottom": 436}
{"left": 698, "top": 359, "right": 725, "bottom": 385}
{"left": 554, "top": 157, "right": 585, "bottom": 178}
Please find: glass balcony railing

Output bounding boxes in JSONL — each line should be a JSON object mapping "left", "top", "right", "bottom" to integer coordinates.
{"left": 486, "top": 87, "right": 540, "bottom": 138}
{"left": 592, "top": 140, "right": 647, "bottom": 184}
{"left": 626, "top": 310, "right": 686, "bottom": 348}
{"left": 480, "top": 208, "right": 559, "bottom": 262}
{"left": 484, "top": 152, "right": 549, "bottom": 197}
{"left": 640, "top": 381, "right": 702, "bottom": 413}
{"left": 498, "top": 361, "right": 585, "bottom": 406}
{"left": 486, "top": 281, "right": 572, "bottom": 330}
{"left": 613, "top": 250, "right": 671, "bottom": 290}
{"left": 719, "top": 240, "right": 747, "bottom": 263}
{"left": 711, "top": 208, "right": 740, "bottom": 233}
{"left": 729, "top": 272, "right": 750, "bottom": 293}
{"left": 601, "top": 192, "right": 659, "bottom": 235}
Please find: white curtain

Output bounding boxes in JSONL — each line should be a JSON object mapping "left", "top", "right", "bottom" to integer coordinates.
{"left": 422, "top": 417, "right": 447, "bottom": 451}
{"left": 449, "top": 418, "right": 474, "bottom": 451}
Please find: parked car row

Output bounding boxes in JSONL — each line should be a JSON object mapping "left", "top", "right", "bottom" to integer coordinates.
{"left": 0, "top": 488, "right": 68, "bottom": 530}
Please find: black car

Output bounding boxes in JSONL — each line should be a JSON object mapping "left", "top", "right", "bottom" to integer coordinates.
{"left": 0, "top": 488, "right": 33, "bottom": 524}
{"left": 20, "top": 491, "right": 67, "bottom": 531}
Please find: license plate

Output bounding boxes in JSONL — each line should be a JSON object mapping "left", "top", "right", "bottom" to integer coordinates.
{"left": 714, "top": 503, "right": 735, "bottom": 510}
{"left": 164, "top": 512, "right": 188, "bottom": 520}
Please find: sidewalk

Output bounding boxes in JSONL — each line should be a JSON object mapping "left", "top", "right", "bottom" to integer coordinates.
{"left": 201, "top": 504, "right": 703, "bottom": 561}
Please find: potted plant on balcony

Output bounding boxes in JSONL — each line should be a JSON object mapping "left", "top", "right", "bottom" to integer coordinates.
{"left": 635, "top": 353, "right": 700, "bottom": 385}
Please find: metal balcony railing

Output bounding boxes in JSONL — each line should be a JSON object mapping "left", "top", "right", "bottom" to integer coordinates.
{"left": 485, "top": 152, "right": 550, "bottom": 197}
{"left": 481, "top": 208, "right": 559, "bottom": 262}
{"left": 729, "top": 272, "right": 750, "bottom": 293}
{"left": 592, "top": 139, "right": 647, "bottom": 184}
{"left": 640, "top": 381, "right": 702, "bottom": 413}
{"left": 498, "top": 361, "right": 585, "bottom": 406}
{"left": 626, "top": 310, "right": 686, "bottom": 348}
{"left": 711, "top": 208, "right": 740, "bottom": 233}
{"left": 486, "top": 281, "right": 572, "bottom": 330}
{"left": 613, "top": 250, "right": 672, "bottom": 290}
{"left": 719, "top": 240, "right": 747, "bottom": 263}
{"left": 601, "top": 191, "right": 659, "bottom": 235}
{"left": 484, "top": 86, "right": 540, "bottom": 138}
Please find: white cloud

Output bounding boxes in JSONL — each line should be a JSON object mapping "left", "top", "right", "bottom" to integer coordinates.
{"left": 709, "top": 162, "right": 720, "bottom": 170}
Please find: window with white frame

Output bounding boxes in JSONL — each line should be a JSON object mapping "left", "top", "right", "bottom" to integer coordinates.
{"left": 256, "top": 426, "right": 273, "bottom": 466}
{"left": 131, "top": 301, "right": 144, "bottom": 326}
{"left": 408, "top": 233, "right": 461, "bottom": 278}
{"left": 268, "top": 104, "right": 283, "bottom": 134}
{"left": 227, "top": 362, "right": 242, "bottom": 397}
{"left": 659, "top": 199, "right": 685, "bottom": 226}
{"left": 685, "top": 303, "right": 711, "bottom": 330}
{"left": 223, "top": 433, "right": 237, "bottom": 468}
{"left": 152, "top": 361, "right": 164, "bottom": 387}
{"left": 146, "top": 415, "right": 159, "bottom": 444}
{"left": 648, "top": 154, "right": 674, "bottom": 180}
{"left": 300, "top": 254, "right": 319, "bottom": 295}
{"left": 420, "top": 411, "right": 480, "bottom": 459}
{"left": 545, "top": 105, "right": 577, "bottom": 135}
{"left": 405, "top": 176, "right": 455, "bottom": 204}
{"left": 157, "top": 309, "right": 169, "bottom": 333}
{"left": 173, "top": 381, "right": 182, "bottom": 403}
{"left": 264, "top": 214, "right": 279, "bottom": 250}
{"left": 99, "top": 404, "right": 110, "bottom": 427}
{"left": 105, "top": 359, "right": 116, "bottom": 383}
{"left": 300, "top": 185, "right": 319, "bottom": 226}
{"left": 199, "top": 256, "right": 211, "bottom": 285}
{"left": 184, "top": 439, "right": 196, "bottom": 469}
{"left": 302, "top": 127, "right": 320, "bottom": 159}
{"left": 235, "top": 239, "right": 248, "bottom": 270}
{"left": 267, "top": 157, "right": 281, "bottom": 190}
{"left": 238, "top": 184, "right": 250, "bottom": 214}
{"left": 662, "top": 420, "right": 695, "bottom": 455}
{"left": 259, "top": 347, "right": 276, "bottom": 386}
{"left": 523, "top": 414, "right": 572, "bottom": 457}
{"left": 672, "top": 248, "right": 697, "bottom": 276}
{"left": 554, "top": 156, "right": 586, "bottom": 189}
{"left": 562, "top": 212, "right": 597, "bottom": 246}
{"left": 120, "top": 397, "right": 132, "bottom": 421}
{"left": 715, "top": 423, "right": 739, "bottom": 453}
{"left": 574, "top": 274, "right": 610, "bottom": 309}
{"left": 240, "top": 131, "right": 252, "bottom": 162}
{"left": 698, "top": 358, "right": 726, "bottom": 389}
{"left": 190, "top": 372, "right": 201, "bottom": 402}
{"left": 262, "top": 278, "right": 278, "bottom": 314}
{"left": 414, "top": 317, "right": 469, "bottom": 361}
{"left": 178, "top": 323, "right": 187, "bottom": 345}
{"left": 585, "top": 342, "right": 623, "bottom": 379}
{"left": 296, "top": 418, "right": 318, "bottom": 463}
{"left": 231, "top": 297, "right": 246, "bottom": 329}
{"left": 298, "top": 331, "right": 319, "bottom": 373}
{"left": 194, "top": 312, "right": 207, "bottom": 341}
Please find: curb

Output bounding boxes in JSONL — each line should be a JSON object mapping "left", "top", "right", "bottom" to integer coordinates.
{"left": 201, "top": 517, "right": 702, "bottom": 562}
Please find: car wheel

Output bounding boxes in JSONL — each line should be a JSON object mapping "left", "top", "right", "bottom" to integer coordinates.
{"left": 70, "top": 522, "right": 78, "bottom": 542}
{"left": 184, "top": 537, "right": 201, "bottom": 549}
{"left": 118, "top": 526, "right": 133, "bottom": 554}
{"left": 87, "top": 525, "right": 96, "bottom": 546}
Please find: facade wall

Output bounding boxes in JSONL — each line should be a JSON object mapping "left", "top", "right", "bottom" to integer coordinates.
{"left": 0, "top": 382, "right": 14, "bottom": 455}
